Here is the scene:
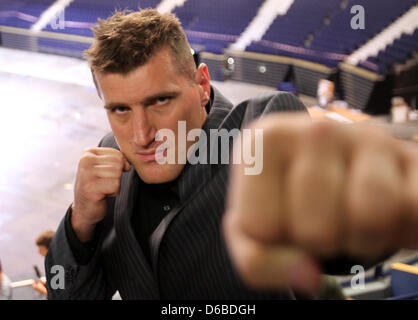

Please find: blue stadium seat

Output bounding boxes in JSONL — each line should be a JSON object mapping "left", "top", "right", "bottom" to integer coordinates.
{"left": 42, "top": 0, "right": 161, "bottom": 36}
{"left": 0, "top": 0, "right": 55, "bottom": 29}
{"left": 246, "top": 0, "right": 417, "bottom": 72}
{"left": 361, "top": 27, "right": 418, "bottom": 75}
{"left": 173, "top": 0, "right": 264, "bottom": 54}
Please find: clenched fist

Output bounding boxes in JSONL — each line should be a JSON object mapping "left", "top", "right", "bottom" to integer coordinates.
{"left": 71, "top": 147, "right": 131, "bottom": 242}
{"left": 223, "top": 114, "right": 418, "bottom": 294}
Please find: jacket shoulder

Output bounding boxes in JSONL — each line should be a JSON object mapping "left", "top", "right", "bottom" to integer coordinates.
{"left": 98, "top": 132, "right": 119, "bottom": 149}
{"left": 254, "top": 91, "right": 308, "bottom": 114}
{"left": 239, "top": 91, "right": 309, "bottom": 129}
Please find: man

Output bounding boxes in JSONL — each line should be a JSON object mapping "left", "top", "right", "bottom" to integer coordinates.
{"left": 0, "top": 259, "right": 12, "bottom": 300}
{"left": 46, "top": 9, "right": 418, "bottom": 299}
{"left": 33, "top": 230, "right": 54, "bottom": 296}
{"left": 36, "top": 230, "right": 54, "bottom": 258}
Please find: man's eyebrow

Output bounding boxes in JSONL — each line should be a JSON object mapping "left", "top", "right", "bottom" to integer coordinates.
{"left": 103, "top": 91, "right": 180, "bottom": 110}
{"left": 103, "top": 102, "right": 128, "bottom": 110}
{"left": 140, "top": 90, "right": 180, "bottom": 105}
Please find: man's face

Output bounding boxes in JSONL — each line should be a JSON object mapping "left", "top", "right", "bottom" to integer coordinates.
{"left": 95, "top": 47, "right": 210, "bottom": 184}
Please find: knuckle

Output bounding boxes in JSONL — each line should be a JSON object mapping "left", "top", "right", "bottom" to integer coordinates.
{"left": 112, "top": 164, "right": 123, "bottom": 176}
{"left": 307, "top": 119, "right": 334, "bottom": 137}
{"left": 116, "top": 156, "right": 125, "bottom": 168}
{"left": 358, "top": 125, "right": 392, "bottom": 149}
{"left": 347, "top": 199, "right": 396, "bottom": 236}
{"left": 110, "top": 178, "right": 121, "bottom": 191}
{"left": 292, "top": 224, "right": 339, "bottom": 254}
{"left": 83, "top": 147, "right": 99, "bottom": 156}
{"left": 256, "top": 120, "right": 278, "bottom": 145}
{"left": 106, "top": 163, "right": 121, "bottom": 175}
{"left": 83, "top": 147, "right": 94, "bottom": 154}
{"left": 80, "top": 152, "right": 95, "bottom": 166}
{"left": 105, "top": 154, "right": 124, "bottom": 168}
{"left": 77, "top": 167, "right": 89, "bottom": 181}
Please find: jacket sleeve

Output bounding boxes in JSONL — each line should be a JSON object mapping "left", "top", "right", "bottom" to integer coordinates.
{"left": 45, "top": 206, "right": 116, "bottom": 300}
{"left": 45, "top": 133, "right": 117, "bottom": 300}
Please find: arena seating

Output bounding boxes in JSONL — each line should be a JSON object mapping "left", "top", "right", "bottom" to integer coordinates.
{"left": 360, "top": 29, "right": 418, "bottom": 74}
{"left": 248, "top": 0, "right": 340, "bottom": 47}
{"left": 0, "top": 0, "right": 417, "bottom": 114}
{"left": 1, "top": 0, "right": 416, "bottom": 73}
{"left": 247, "top": 0, "right": 342, "bottom": 67}
{"left": 311, "top": 0, "right": 416, "bottom": 52}
{"left": 38, "top": 1, "right": 160, "bottom": 55}
{"left": 173, "top": 0, "right": 264, "bottom": 54}
{"left": 247, "top": 0, "right": 417, "bottom": 69}
{"left": 0, "top": 0, "right": 54, "bottom": 29}
{"left": 43, "top": 0, "right": 160, "bottom": 37}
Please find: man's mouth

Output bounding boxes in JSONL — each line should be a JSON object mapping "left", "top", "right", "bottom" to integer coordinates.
{"left": 137, "top": 147, "right": 167, "bottom": 163}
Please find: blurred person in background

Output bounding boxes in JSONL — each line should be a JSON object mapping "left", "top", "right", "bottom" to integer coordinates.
{"left": 32, "top": 230, "right": 54, "bottom": 296}
{"left": 0, "top": 259, "right": 12, "bottom": 300}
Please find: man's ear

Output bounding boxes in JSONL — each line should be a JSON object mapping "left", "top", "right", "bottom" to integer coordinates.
{"left": 195, "top": 63, "right": 211, "bottom": 107}
{"left": 91, "top": 69, "right": 102, "bottom": 99}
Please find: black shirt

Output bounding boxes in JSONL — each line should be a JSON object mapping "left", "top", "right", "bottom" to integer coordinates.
{"left": 131, "top": 177, "right": 179, "bottom": 265}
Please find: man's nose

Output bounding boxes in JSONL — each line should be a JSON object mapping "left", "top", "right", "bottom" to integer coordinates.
{"left": 132, "top": 109, "right": 155, "bottom": 147}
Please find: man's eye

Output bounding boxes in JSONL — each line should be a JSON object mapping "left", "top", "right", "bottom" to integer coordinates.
{"left": 112, "top": 107, "right": 129, "bottom": 114}
{"left": 154, "top": 96, "right": 170, "bottom": 105}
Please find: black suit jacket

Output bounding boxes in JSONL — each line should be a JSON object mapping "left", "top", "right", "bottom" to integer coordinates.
{"left": 45, "top": 87, "right": 309, "bottom": 299}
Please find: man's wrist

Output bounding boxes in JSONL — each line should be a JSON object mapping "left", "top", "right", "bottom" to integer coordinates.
{"left": 65, "top": 205, "right": 100, "bottom": 265}
{"left": 70, "top": 204, "right": 96, "bottom": 243}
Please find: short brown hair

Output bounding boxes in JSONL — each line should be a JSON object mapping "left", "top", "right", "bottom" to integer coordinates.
{"left": 35, "top": 230, "right": 55, "bottom": 248}
{"left": 84, "top": 9, "right": 196, "bottom": 77}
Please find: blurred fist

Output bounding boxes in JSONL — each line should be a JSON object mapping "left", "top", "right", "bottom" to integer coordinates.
{"left": 72, "top": 147, "right": 131, "bottom": 242}
{"left": 223, "top": 114, "right": 418, "bottom": 293}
